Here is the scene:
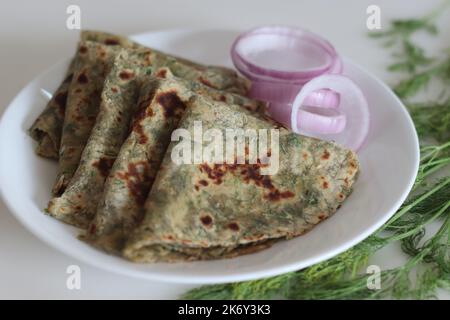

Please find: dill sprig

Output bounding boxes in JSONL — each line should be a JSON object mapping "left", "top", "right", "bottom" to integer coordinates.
{"left": 367, "top": 2, "right": 442, "bottom": 74}
{"left": 182, "top": 4, "right": 450, "bottom": 300}
{"left": 408, "top": 101, "right": 450, "bottom": 142}
{"left": 394, "top": 54, "right": 450, "bottom": 99}
{"left": 369, "top": 0, "right": 450, "bottom": 99}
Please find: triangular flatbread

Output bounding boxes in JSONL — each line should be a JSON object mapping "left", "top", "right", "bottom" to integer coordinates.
{"left": 123, "top": 95, "right": 359, "bottom": 262}
{"left": 48, "top": 48, "right": 253, "bottom": 228}
{"left": 86, "top": 76, "right": 265, "bottom": 253}
{"left": 28, "top": 31, "right": 137, "bottom": 159}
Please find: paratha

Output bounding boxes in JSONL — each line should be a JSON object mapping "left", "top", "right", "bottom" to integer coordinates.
{"left": 123, "top": 95, "right": 359, "bottom": 262}
{"left": 48, "top": 49, "right": 253, "bottom": 228}
{"left": 28, "top": 31, "right": 139, "bottom": 160}
{"left": 47, "top": 48, "right": 154, "bottom": 226}
{"left": 86, "top": 75, "right": 265, "bottom": 253}
{"left": 52, "top": 41, "right": 121, "bottom": 196}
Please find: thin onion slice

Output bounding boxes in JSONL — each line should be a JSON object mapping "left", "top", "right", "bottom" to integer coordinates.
{"left": 303, "top": 89, "right": 340, "bottom": 109}
{"left": 268, "top": 102, "right": 346, "bottom": 135}
{"left": 250, "top": 81, "right": 340, "bottom": 109}
{"left": 291, "top": 74, "right": 370, "bottom": 151}
{"left": 231, "top": 26, "right": 341, "bottom": 81}
{"left": 231, "top": 25, "right": 344, "bottom": 122}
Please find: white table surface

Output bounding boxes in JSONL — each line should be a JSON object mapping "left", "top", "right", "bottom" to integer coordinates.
{"left": 0, "top": 0, "right": 448, "bottom": 299}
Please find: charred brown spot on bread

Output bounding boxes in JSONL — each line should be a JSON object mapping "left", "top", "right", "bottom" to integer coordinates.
{"left": 155, "top": 69, "right": 167, "bottom": 78}
{"left": 200, "top": 215, "right": 213, "bottom": 227}
{"left": 322, "top": 181, "right": 329, "bottom": 189}
{"left": 198, "top": 163, "right": 228, "bottom": 185}
{"left": 117, "top": 162, "right": 151, "bottom": 206}
{"left": 227, "top": 222, "right": 240, "bottom": 231}
{"left": 199, "top": 161, "right": 294, "bottom": 201}
{"left": 79, "top": 45, "right": 88, "bottom": 54}
{"left": 130, "top": 104, "right": 151, "bottom": 144}
{"left": 322, "top": 150, "right": 330, "bottom": 160}
{"left": 77, "top": 72, "right": 88, "bottom": 84}
{"left": 195, "top": 179, "right": 209, "bottom": 191}
{"left": 104, "top": 38, "right": 120, "bottom": 45}
{"left": 134, "top": 125, "right": 147, "bottom": 143}
{"left": 265, "top": 190, "right": 295, "bottom": 201}
{"left": 119, "top": 70, "right": 135, "bottom": 80}
{"left": 54, "top": 91, "right": 68, "bottom": 115}
{"left": 156, "top": 91, "right": 187, "bottom": 119}
{"left": 93, "top": 157, "right": 115, "bottom": 177}
{"left": 130, "top": 95, "right": 157, "bottom": 144}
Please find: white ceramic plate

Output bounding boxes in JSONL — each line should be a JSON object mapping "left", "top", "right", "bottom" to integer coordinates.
{"left": 0, "top": 29, "right": 419, "bottom": 284}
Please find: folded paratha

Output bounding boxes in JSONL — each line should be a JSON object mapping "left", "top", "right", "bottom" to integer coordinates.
{"left": 86, "top": 75, "right": 265, "bottom": 253}
{"left": 52, "top": 41, "right": 121, "bottom": 196}
{"left": 28, "top": 60, "right": 76, "bottom": 159}
{"left": 47, "top": 48, "right": 154, "bottom": 226}
{"left": 123, "top": 95, "right": 359, "bottom": 262}
{"left": 48, "top": 50, "right": 252, "bottom": 228}
{"left": 28, "top": 31, "right": 139, "bottom": 160}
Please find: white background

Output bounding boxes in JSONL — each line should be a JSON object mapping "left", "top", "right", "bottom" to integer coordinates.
{"left": 0, "top": 0, "right": 448, "bottom": 299}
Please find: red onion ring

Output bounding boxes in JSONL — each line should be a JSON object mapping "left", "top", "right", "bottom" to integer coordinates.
{"left": 269, "top": 101, "right": 346, "bottom": 135}
{"left": 231, "top": 25, "right": 342, "bottom": 115}
{"left": 231, "top": 26, "right": 370, "bottom": 150}
{"left": 231, "top": 26, "right": 341, "bottom": 81}
{"left": 291, "top": 74, "right": 370, "bottom": 151}
{"left": 249, "top": 81, "right": 341, "bottom": 109}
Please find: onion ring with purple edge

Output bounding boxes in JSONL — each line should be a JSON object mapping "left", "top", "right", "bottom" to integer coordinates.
{"left": 291, "top": 74, "right": 370, "bottom": 151}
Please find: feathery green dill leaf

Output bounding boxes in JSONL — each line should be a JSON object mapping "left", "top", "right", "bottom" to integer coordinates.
{"left": 408, "top": 101, "right": 450, "bottom": 142}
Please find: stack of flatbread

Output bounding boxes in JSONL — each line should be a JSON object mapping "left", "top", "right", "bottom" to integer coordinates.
{"left": 30, "top": 31, "right": 359, "bottom": 262}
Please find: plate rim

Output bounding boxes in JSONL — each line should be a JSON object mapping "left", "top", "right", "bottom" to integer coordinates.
{"left": 0, "top": 28, "right": 420, "bottom": 284}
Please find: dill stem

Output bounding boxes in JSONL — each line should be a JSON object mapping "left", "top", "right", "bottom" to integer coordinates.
{"left": 380, "top": 177, "right": 450, "bottom": 228}
{"left": 419, "top": 160, "right": 450, "bottom": 181}
{"left": 402, "top": 214, "right": 450, "bottom": 270}
{"left": 420, "top": 141, "right": 450, "bottom": 160}
{"left": 384, "top": 200, "right": 450, "bottom": 243}
{"left": 420, "top": 146, "right": 450, "bottom": 163}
